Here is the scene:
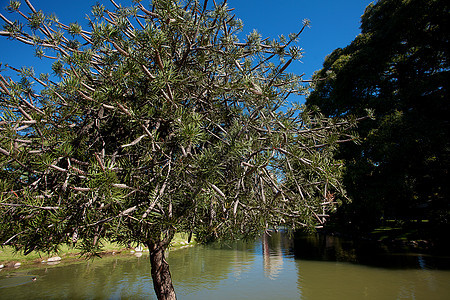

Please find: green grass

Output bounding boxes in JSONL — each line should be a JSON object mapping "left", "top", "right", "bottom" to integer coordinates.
{"left": 169, "top": 232, "right": 196, "bottom": 249}
{"left": 0, "top": 241, "right": 125, "bottom": 266}
{"left": 370, "top": 224, "right": 426, "bottom": 243}
{"left": 0, "top": 233, "right": 196, "bottom": 267}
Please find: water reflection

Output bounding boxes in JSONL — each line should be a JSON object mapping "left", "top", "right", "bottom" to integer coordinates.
{"left": 261, "top": 231, "right": 296, "bottom": 280}
{"left": 296, "top": 259, "right": 450, "bottom": 300}
{"left": 1, "top": 232, "right": 450, "bottom": 299}
{"left": 294, "top": 233, "right": 450, "bottom": 300}
{"left": 293, "top": 233, "right": 450, "bottom": 269}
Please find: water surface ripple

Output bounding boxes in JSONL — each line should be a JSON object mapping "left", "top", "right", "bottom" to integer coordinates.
{"left": 1, "top": 232, "right": 449, "bottom": 299}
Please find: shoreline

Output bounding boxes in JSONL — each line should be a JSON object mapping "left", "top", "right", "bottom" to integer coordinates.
{"left": 0, "top": 237, "right": 196, "bottom": 270}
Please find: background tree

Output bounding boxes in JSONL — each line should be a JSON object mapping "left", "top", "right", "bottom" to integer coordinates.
{"left": 0, "top": 0, "right": 357, "bottom": 299}
{"left": 307, "top": 0, "right": 449, "bottom": 235}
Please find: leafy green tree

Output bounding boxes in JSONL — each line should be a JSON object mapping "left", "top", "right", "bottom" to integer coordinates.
{"left": 0, "top": 1, "right": 356, "bottom": 298}
{"left": 307, "top": 0, "right": 449, "bottom": 233}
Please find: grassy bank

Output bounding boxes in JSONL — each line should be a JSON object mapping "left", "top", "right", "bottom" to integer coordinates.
{"left": 0, "top": 233, "right": 196, "bottom": 268}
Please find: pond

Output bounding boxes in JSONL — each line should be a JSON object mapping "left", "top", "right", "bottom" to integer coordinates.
{"left": 1, "top": 232, "right": 450, "bottom": 299}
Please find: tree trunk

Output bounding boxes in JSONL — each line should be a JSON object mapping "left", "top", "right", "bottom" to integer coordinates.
{"left": 146, "top": 241, "right": 177, "bottom": 300}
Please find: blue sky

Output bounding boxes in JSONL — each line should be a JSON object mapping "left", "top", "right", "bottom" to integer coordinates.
{"left": 230, "top": 0, "right": 372, "bottom": 78}
{"left": 0, "top": 0, "right": 373, "bottom": 101}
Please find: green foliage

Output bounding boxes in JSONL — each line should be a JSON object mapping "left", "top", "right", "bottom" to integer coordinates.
{"left": 307, "top": 0, "right": 449, "bottom": 232}
{"left": 0, "top": 0, "right": 354, "bottom": 260}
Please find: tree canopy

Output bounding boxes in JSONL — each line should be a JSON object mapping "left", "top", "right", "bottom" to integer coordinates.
{"left": 307, "top": 0, "right": 449, "bottom": 232}
{"left": 0, "top": 0, "right": 357, "bottom": 298}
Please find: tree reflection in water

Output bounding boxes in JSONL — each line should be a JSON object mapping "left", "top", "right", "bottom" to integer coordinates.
{"left": 1, "top": 232, "right": 450, "bottom": 299}
{"left": 262, "top": 231, "right": 297, "bottom": 280}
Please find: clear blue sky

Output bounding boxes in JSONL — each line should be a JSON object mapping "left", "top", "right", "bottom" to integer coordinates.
{"left": 230, "top": 0, "right": 372, "bottom": 78}
{"left": 0, "top": 0, "right": 373, "bottom": 101}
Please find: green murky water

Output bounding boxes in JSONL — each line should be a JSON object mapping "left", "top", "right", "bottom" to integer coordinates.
{"left": 1, "top": 232, "right": 449, "bottom": 299}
